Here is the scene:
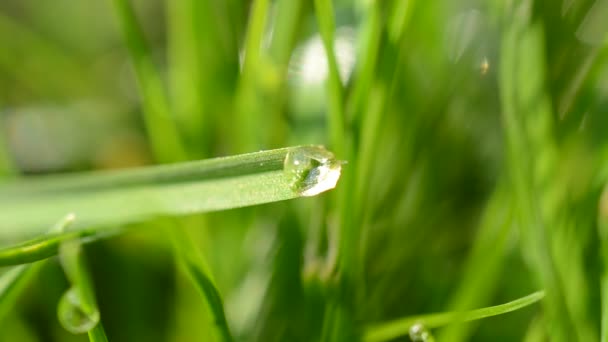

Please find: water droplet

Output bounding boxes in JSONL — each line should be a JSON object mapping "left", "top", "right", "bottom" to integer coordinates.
{"left": 57, "top": 287, "right": 99, "bottom": 334}
{"left": 409, "top": 323, "right": 434, "bottom": 342}
{"left": 284, "top": 146, "right": 343, "bottom": 197}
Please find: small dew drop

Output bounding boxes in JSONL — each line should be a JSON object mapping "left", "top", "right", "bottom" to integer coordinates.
{"left": 409, "top": 323, "right": 434, "bottom": 342}
{"left": 58, "top": 287, "right": 100, "bottom": 334}
{"left": 284, "top": 146, "right": 343, "bottom": 197}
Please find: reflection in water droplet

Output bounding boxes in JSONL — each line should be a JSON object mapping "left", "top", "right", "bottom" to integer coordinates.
{"left": 409, "top": 323, "right": 435, "bottom": 342}
{"left": 58, "top": 287, "right": 99, "bottom": 334}
{"left": 284, "top": 146, "right": 343, "bottom": 197}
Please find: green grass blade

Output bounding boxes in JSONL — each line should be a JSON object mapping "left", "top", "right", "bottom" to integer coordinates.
{"left": 58, "top": 238, "right": 108, "bottom": 340}
{"left": 110, "top": 0, "right": 187, "bottom": 163}
{"left": 0, "top": 114, "right": 14, "bottom": 178}
{"left": 346, "top": 3, "right": 381, "bottom": 124}
{"left": 0, "top": 146, "right": 342, "bottom": 255}
{"left": 88, "top": 325, "right": 109, "bottom": 342}
{"left": 234, "top": 0, "right": 270, "bottom": 152}
{"left": 364, "top": 290, "right": 545, "bottom": 342}
{"left": 314, "top": 0, "right": 345, "bottom": 157}
{"left": 169, "top": 227, "right": 233, "bottom": 341}
{"left": 437, "top": 185, "right": 514, "bottom": 342}
{"left": 600, "top": 187, "right": 608, "bottom": 342}
{"left": 0, "top": 265, "right": 39, "bottom": 321}
{"left": 0, "top": 214, "right": 75, "bottom": 322}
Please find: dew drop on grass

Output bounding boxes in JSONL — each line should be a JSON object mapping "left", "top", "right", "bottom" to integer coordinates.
{"left": 57, "top": 287, "right": 100, "bottom": 334}
{"left": 409, "top": 323, "right": 434, "bottom": 342}
{"left": 284, "top": 146, "right": 343, "bottom": 197}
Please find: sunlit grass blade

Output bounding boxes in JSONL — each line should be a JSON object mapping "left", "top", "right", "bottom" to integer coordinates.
{"left": 364, "top": 290, "right": 545, "bottom": 342}
{"left": 0, "top": 146, "right": 342, "bottom": 252}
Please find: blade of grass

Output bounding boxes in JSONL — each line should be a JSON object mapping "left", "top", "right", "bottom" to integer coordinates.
{"left": 314, "top": 0, "right": 345, "bottom": 157}
{"left": 112, "top": 2, "right": 240, "bottom": 340}
{"left": 0, "top": 13, "right": 90, "bottom": 97}
{"left": 0, "top": 115, "right": 15, "bottom": 178}
{"left": 0, "top": 214, "right": 75, "bottom": 322}
{"left": 266, "top": 0, "right": 306, "bottom": 148}
{"left": 499, "top": 4, "right": 575, "bottom": 340}
{"left": 169, "top": 226, "right": 232, "bottom": 341}
{"left": 58, "top": 238, "right": 108, "bottom": 341}
{"left": 0, "top": 229, "right": 122, "bottom": 267}
{"left": 234, "top": 0, "right": 271, "bottom": 152}
{"left": 599, "top": 187, "right": 608, "bottom": 342}
{"left": 346, "top": 2, "right": 381, "bottom": 124}
{"left": 437, "top": 184, "right": 514, "bottom": 342}
{"left": 166, "top": 0, "right": 207, "bottom": 157}
{"left": 313, "top": 0, "right": 355, "bottom": 339}
{"left": 364, "top": 290, "right": 545, "bottom": 342}
{"left": 110, "top": 0, "right": 187, "bottom": 163}
{"left": 0, "top": 146, "right": 342, "bottom": 260}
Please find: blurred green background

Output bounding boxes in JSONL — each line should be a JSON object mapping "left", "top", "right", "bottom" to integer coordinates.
{"left": 1, "top": 0, "right": 608, "bottom": 341}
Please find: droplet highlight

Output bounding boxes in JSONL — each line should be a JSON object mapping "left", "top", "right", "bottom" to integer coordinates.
{"left": 284, "top": 146, "right": 343, "bottom": 197}
{"left": 409, "top": 323, "right": 434, "bottom": 342}
{"left": 57, "top": 287, "right": 100, "bottom": 334}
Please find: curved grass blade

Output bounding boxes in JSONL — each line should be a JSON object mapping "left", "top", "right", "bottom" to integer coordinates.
{"left": 58, "top": 238, "right": 107, "bottom": 341}
{"left": 169, "top": 227, "right": 232, "bottom": 341}
{"left": 0, "top": 214, "right": 75, "bottom": 322}
{"left": 0, "top": 145, "right": 342, "bottom": 242}
{"left": 364, "top": 290, "right": 545, "bottom": 342}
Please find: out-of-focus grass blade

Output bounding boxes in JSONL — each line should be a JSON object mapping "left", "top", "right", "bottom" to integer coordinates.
{"left": 437, "top": 185, "right": 513, "bottom": 342}
{"left": 364, "top": 291, "right": 545, "bottom": 342}
{"left": 0, "top": 133, "right": 14, "bottom": 179}
{"left": 498, "top": 3, "right": 582, "bottom": 341}
{"left": 314, "top": 0, "right": 345, "bottom": 157}
{"left": 234, "top": 0, "right": 270, "bottom": 152}
{"left": 599, "top": 186, "right": 608, "bottom": 342}
{"left": 169, "top": 228, "right": 233, "bottom": 341}
{"left": 110, "top": 0, "right": 187, "bottom": 163}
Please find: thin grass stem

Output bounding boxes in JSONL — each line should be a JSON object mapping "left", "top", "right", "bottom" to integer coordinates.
{"left": 58, "top": 238, "right": 108, "bottom": 340}
{"left": 364, "top": 291, "right": 545, "bottom": 342}
{"left": 0, "top": 214, "right": 75, "bottom": 322}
